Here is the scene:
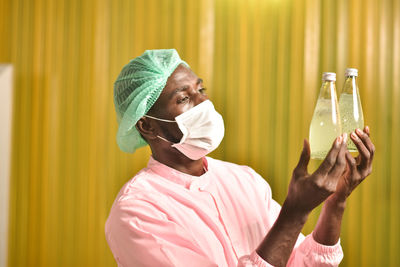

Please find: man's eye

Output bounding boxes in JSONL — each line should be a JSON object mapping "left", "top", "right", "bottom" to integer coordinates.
{"left": 199, "top": 87, "right": 207, "bottom": 94}
{"left": 178, "top": 96, "right": 189, "bottom": 104}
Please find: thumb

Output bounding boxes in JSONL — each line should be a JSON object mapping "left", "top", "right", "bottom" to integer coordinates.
{"left": 294, "top": 139, "right": 310, "bottom": 175}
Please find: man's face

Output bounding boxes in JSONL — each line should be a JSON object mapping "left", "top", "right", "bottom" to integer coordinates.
{"left": 146, "top": 64, "right": 209, "bottom": 143}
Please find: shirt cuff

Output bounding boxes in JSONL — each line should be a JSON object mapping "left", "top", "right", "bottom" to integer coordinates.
{"left": 238, "top": 234, "right": 343, "bottom": 267}
{"left": 292, "top": 233, "right": 344, "bottom": 266}
{"left": 249, "top": 251, "right": 274, "bottom": 267}
{"left": 249, "top": 234, "right": 342, "bottom": 265}
{"left": 237, "top": 250, "right": 274, "bottom": 267}
{"left": 307, "top": 232, "right": 342, "bottom": 254}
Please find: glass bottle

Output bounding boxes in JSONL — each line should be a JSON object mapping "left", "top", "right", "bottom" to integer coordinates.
{"left": 338, "top": 68, "right": 364, "bottom": 152}
{"left": 309, "top": 72, "right": 342, "bottom": 159}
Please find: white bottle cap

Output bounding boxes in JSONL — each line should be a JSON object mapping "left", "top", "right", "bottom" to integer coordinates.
{"left": 322, "top": 72, "right": 336, "bottom": 81}
{"left": 345, "top": 68, "right": 358, "bottom": 77}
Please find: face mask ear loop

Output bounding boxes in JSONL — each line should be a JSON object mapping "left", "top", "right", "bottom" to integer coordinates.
{"left": 156, "top": 135, "right": 174, "bottom": 144}
{"left": 144, "top": 114, "right": 176, "bottom": 123}
{"left": 142, "top": 115, "right": 178, "bottom": 145}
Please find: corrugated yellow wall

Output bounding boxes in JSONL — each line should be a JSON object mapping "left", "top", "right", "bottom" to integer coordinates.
{"left": 1, "top": 0, "right": 399, "bottom": 266}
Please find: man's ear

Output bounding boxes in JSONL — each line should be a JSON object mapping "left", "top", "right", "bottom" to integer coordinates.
{"left": 136, "top": 118, "right": 158, "bottom": 141}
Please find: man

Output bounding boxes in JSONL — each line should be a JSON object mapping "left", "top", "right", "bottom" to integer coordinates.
{"left": 105, "top": 49, "right": 374, "bottom": 267}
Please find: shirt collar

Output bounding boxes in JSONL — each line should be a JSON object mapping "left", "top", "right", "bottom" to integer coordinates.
{"left": 147, "top": 156, "right": 211, "bottom": 190}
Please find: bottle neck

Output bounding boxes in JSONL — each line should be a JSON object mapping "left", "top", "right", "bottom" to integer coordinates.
{"left": 342, "top": 76, "right": 358, "bottom": 94}
{"left": 345, "top": 75, "right": 357, "bottom": 81}
{"left": 322, "top": 80, "right": 336, "bottom": 85}
{"left": 319, "top": 80, "right": 337, "bottom": 100}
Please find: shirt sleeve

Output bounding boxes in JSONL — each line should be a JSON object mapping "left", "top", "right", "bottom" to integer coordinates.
{"left": 237, "top": 167, "right": 344, "bottom": 267}
{"left": 105, "top": 198, "right": 218, "bottom": 267}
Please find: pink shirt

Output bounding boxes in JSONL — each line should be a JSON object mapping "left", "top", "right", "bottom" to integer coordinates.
{"left": 105, "top": 157, "right": 343, "bottom": 267}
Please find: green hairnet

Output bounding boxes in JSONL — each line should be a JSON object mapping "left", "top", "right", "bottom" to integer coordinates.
{"left": 114, "top": 49, "right": 189, "bottom": 153}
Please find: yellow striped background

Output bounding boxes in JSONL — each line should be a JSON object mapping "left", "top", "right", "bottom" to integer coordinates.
{"left": 1, "top": 0, "right": 399, "bottom": 266}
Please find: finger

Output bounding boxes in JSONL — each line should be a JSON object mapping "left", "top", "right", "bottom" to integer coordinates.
{"left": 364, "top": 125, "right": 370, "bottom": 137}
{"left": 345, "top": 150, "right": 358, "bottom": 175}
{"left": 350, "top": 131, "right": 371, "bottom": 168}
{"left": 294, "top": 139, "right": 311, "bottom": 175}
{"left": 350, "top": 132, "right": 370, "bottom": 164}
{"left": 356, "top": 128, "right": 375, "bottom": 161}
{"left": 315, "top": 135, "right": 343, "bottom": 177}
{"left": 355, "top": 154, "right": 361, "bottom": 165}
{"left": 328, "top": 133, "right": 348, "bottom": 178}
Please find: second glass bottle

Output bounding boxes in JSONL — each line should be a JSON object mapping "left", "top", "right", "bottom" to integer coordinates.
{"left": 338, "top": 68, "right": 364, "bottom": 152}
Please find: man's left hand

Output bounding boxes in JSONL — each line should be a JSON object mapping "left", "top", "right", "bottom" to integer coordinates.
{"left": 331, "top": 126, "right": 375, "bottom": 202}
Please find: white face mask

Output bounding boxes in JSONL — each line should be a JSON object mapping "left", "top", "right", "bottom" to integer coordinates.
{"left": 144, "top": 100, "right": 225, "bottom": 160}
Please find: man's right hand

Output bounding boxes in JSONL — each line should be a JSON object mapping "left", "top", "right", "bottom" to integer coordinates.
{"left": 256, "top": 134, "right": 348, "bottom": 267}
{"left": 284, "top": 134, "right": 348, "bottom": 215}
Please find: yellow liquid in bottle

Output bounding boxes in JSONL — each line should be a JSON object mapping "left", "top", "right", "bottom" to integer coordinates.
{"left": 338, "top": 93, "right": 364, "bottom": 151}
{"left": 309, "top": 99, "right": 342, "bottom": 159}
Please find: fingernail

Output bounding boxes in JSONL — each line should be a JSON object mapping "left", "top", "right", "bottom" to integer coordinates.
{"left": 336, "top": 136, "right": 342, "bottom": 146}
{"left": 366, "top": 126, "right": 370, "bottom": 133}
{"left": 343, "top": 133, "right": 348, "bottom": 143}
{"left": 351, "top": 132, "right": 358, "bottom": 139}
{"left": 356, "top": 128, "right": 363, "bottom": 135}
